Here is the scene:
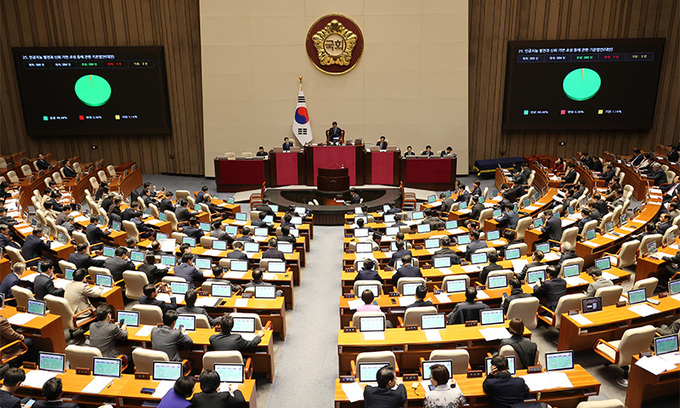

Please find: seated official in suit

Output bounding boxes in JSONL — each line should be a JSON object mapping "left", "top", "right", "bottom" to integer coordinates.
{"left": 250, "top": 212, "right": 269, "bottom": 228}
{"left": 66, "top": 244, "right": 102, "bottom": 270}
{"left": 576, "top": 209, "right": 595, "bottom": 234}
{"left": 421, "top": 145, "right": 434, "bottom": 156}
{"left": 181, "top": 218, "right": 205, "bottom": 241}
{"left": 210, "top": 315, "right": 263, "bottom": 352}
{"left": 175, "top": 199, "right": 198, "bottom": 223}
{"left": 191, "top": 369, "right": 247, "bottom": 408}
{"left": 433, "top": 236, "right": 461, "bottom": 265}
{"left": 376, "top": 136, "right": 388, "bottom": 150}
{"left": 86, "top": 216, "right": 111, "bottom": 249}
{"left": 517, "top": 250, "right": 544, "bottom": 281}
{"left": 244, "top": 268, "right": 283, "bottom": 297}
{"left": 346, "top": 188, "right": 361, "bottom": 205}
{"left": 255, "top": 146, "right": 268, "bottom": 157}
{"left": 158, "top": 375, "right": 195, "bottom": 408}
{"left": 64, "top": 268, "right": 103, "bottom": 316}
{"left": 439, "top": 146, "right": 453, "bottom": 157}
{"left": 33, "top": 378, "right": 78, "bottom": 408}
{"left": 205, "top": 266, "right": 242, "bottom": 295}
{"left": 388, "top": 241, "right": 412, "bottom": 267}
{"left": 209, "top": 221, "right": 228, "bottom": 240}
{"left": 326, "top": 121, "right": 344, "bottom": 144}
{"left": 454, "top": 184, "right": 470, "bottom": 205}
{"left": 540, "top": 209, "right": 562, "bottom": 242}
{"left": 255, "top": 198, "right": 275, "bottom": 216}
{"left": 139, "top": 254, "right": 168, "bottom": 284}
{"left": 35, "top": 153, "right": 50, "bottom": 170}
{"left": 599, "top": 164, "right": 616, "bottom": 184}
{"left": 22, "top": 228, "right": 51, "bottom": 266}
{"left": 363, "top": 366, "right": 407, "bottom": 408}
{"left": 227, "top": 241, "right": 249, "bottom": 266}
{"left": 0, "top": 368, "right": 26, "bottom": 408}
{"left": 89, "top": 304, "right": 128, "bottom": 359}
{"left": 406, "top": 285, "right": 433, "bottom": 309}
{"left": 151, "top": 310, "right": 194, "bottom": 361}
{"left": 354, "top": 259, "right": 382, "bottom": 284}
{"left": 159, "top": 191, "right": 176, "bottom": 213}
{"left": 533, "top": 266, "right": 566, "bottom": 311}
{"left": 262, "top": 238, "right": 285, "bottom": 261}
{"left": 104, "top": 247, "right": 136, "bottom": 282}
{"left": 0, "top": 314, "right": 36, "bottom": 364}
{"left": 469, "top": 195, "right": 486, "bottom": 223}
{"left": 502, "top": 278, "right": 531, "bottom": 314}
{"left": 174, "top": 253, "right": 203, "bottom": 289}
{"left": 480, "top": 253, "right": 503, "bottom": 285}
{"left": 585, "top": 266, "right": 613, "bottom": 297}
{"left": 0, "top": 225, "right": 20, "bottom": 252}
{"left": 277, "top": 225, "right": 296, "bottom": 244}
{"left": 655, "top": 213, "right": 673, "bottom": 235}
{"left": 0, "top": 262, "right": 25, "bottom": 297}
{"left": 556, "top": 242, "right": 578, "bottom": 271}
{"left": 62, "top": 160, "right": 77, "bottom": 178}
{"left": 139, "top": 283, "right": 178, "bottom": 312}
{"left": 0, "top": 208, "right": 19, "bottom": 227}
{"left": 282, "top": 137, "right": 294, "bottom": 150}
{"left": 494, "top": 204, "right": 519, "bottom": 234}
{"left": 561, "top": 162, "right": 577, "bottom": 186}
{"left": 121, "top": 201, "right": 143, "bottom": 221}
{"left": 483, "top": 356, "right": 530, "bottom": 408}
{"left": 500, "top": 318, "right": 538, "bottom": 368}
{"left": 33, "top": 261, "right": 64, "bottom": 300}
{"left": 177, "top": 290, "right": 218, "bottom": 327}
{"left": 403, "top": 146, "right": 416, "bottom": 157}
{"left": 464, "top": 230, "right": 488, "bottom": 261}
{"left": 649, "top": 162, "right": 667, "bottom": 186}
{"left": 391, "top": 255, "right": 422, "bottom": 286}
{"left": 423, "top": 208, "right": 445, "bottom": 230}
{"left": 448, "top": 286, "right": 490, "bottom": 325}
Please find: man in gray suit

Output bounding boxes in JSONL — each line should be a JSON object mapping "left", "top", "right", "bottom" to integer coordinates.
{"left": 151, "top": 310, "right": 194, "bottom": 361}
{"left": 89, "top": 305, "right": 128, "bottom": 359}
{"left": 209, "top": 315, "right": 263, "bottom": 352}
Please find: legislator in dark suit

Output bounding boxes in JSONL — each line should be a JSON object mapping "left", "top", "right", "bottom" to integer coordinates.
{"left": 175, "top": 206, "right": 196, "bottom": 223}
{"left": 89, "top": 320, "right": 128, "bottom": 358}
{"left": 363, "top": 383, "right": 407, "bottom": 408}
{"left": 191, "top": 390, "right": 247, "bottom": 408}
{"left": 433, "top": 247, "right": 460, "bottom": 265}
{"left": 209, "top": 332, "right": 261, "bottom": 352}
{"left": 22, "top": 234, "right": 51, "bottom": 264}
{"left": 140, "top": 294, "right": 177, "bottom": 312}
{"left": 464, "top": 239, "right": 488, "bottom": 261}
{"left": 160, "top": 198, "right": 175, "bottom": 213}
{"left": 563, "top": 169, "right": 577, "bottom": 184}
{"left": 62, "top": 166, "right": 77, "bottom": 178}
{"left": 0, "top": 273, "right": 20, "bottom": 297}
{"left": 495, "top": 209, "right": 519, "bottom": 233}
{"left": 86, "top": 223, "right": 111, "bottom": 245}
{"left": 151, "top": 325, "right": 193, "bottom": 361}
{"left": 354, "top": 269, "right": 383, "bottom": 284}
{"left": 33, "top": 273, "right": 64, "bottom": 300}
{"left": 227, "top": 250, "right": 249, "bottom": 266}
{"left": 0, "top": 233, "right": 20, "bottom": 251}
{"left": 650, "top": 168, "right": 667, "bottom": 186}
{"left": 138, "top": 263, "right": 168, "bottom": 284}
{"left": 482, "top": 371, "right": 530, "bottom": 408}
{"left": 104, "top": 256, "right": 135, "bottom": 282}
{"left": 480, "top": 262, "right": 503, "bottom": 285}
{"left": 533, "top": 277, "right": 567, "bottom": 311}
{"left": 448, "top": 300, "right": 490, "bottom": 324}
{"left": 326, "top": 125, "right": 344, "bottom": 143}
{"left": 0, "top": 388, "right": 21, "bottom": 408}
{"left": 390, "top": 264, "right": 422, "bottom": 286}
{"left": 261, "top": 248, "right": 285, "bottom": 261}
{"left": 0, "top": 315, "right": 28, "bottom": 362}
{"left": 541, "top": 215, "right": 562, "bottom": 241}
{"left": 255, "top": 204, "right": 275, "bottom": 216}
{"left": 174, "top": 263, "right": 203, "bottom": 289}
{"left": 388, "top": 248, "right": 412, "bottom": 267}
{"left": 68, "top": 252, "right": 105, "bottom": 269}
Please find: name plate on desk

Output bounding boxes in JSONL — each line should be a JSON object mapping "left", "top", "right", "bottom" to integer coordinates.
{"left": 422, "top": 264, "right": 432, "bottom": 269}
{"left": 527, "top": 366, "right": 543, "bottom": 373}
{"left": 340, "top": 375, "right": 356, "bottom": 383}
{"left": 345, "top": 268, "right": 354, "bottom": 273}
{"left": 616, "top": 301, "right": 627, "bottom": 307}
{"left": 343, "top": 293, "right": 355, "bottom": 299}
{"left": 135, "top": 372, "right": 150, "bottom": 380}
{"left": 465, "top": 321, "right": 478, "bottom": 327}
{"left": 403, "top": 374, "right": 419, "bottom": 382}
{"left": 76, "top": 368, "right": 92, "bottom": 375}
{"left": 405, "top": 325, "right": 418, "bottom": 331}
{"left": 343, "top": 326, "right": 357, "bottom": 333}
{"left": 389, "top": 292, "right": 400, "bottom": 297}
{"left": 434, "top": 290, "right": 443, "bottom": 294}
{"left": 467, "top": 370, "right": 482, "bottom": 378}
{"left": 23, "top": 362, "right": 37, "bottom": 370}
{"left": 568, "top": 309, "right": 579, "bottom": 316}
{"left": 640, "top": 350, "right": 653, "bottom": 358}
{"left": 658, "top": 291, "right": 668, "bottom": 298}
{"left": 242, "top": 293, "right": 253, "bottom": 299}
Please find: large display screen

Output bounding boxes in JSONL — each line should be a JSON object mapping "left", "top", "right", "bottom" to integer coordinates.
{"left": 12, "top": 46, "right": 171, "bottom": 135}
{"left": 502, "top": 38, "right": 665, "bottom": 130}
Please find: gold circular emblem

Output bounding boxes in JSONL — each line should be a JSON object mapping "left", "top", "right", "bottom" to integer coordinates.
{"left": 306, "top": 15, "right": 364, "bottom": 75}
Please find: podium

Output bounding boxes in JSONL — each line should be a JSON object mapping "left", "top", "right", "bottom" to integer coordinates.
{"left": 317, "top": 167, "right": 349, "bottom": 192}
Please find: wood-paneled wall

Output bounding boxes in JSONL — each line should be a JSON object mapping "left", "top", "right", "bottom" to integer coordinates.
{"left": 469, "top": 0, "right": 680, "bottom": 167}
{"left": 0, "top": 0, "right": 204, "bottom": 175}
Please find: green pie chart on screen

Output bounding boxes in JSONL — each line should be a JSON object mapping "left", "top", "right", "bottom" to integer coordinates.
{"left": 74, "top": 74, "right": 111, "bottom": 107}
{"left": 563, "top": 68, "right": 601, "bottom": 101}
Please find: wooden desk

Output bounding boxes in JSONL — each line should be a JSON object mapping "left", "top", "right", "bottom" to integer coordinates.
{"left": 334, "top": 365, "right": 599, "bottom": 408}
{"left": 0, "top": 258, "right": 11, "bottom": 281}
{"left": 625, "top": 355, "right": 680, "bottom": 408}
{"left": 558, "top": 295, "right": 680, "bottom": 351}
{"left": 210, "top": 197, "right": 241, "bottom": 216}
{"left": 634, "top": 242, "right": 678, "bottom": 283}
{"left": 337, "top": 322, "right": 531, "bottom": 374}
{"left": 16, "top": 369, "right": 257, "bottom": 407}
{"left": 0, "top": 306, "right": 66, "bottom": 352}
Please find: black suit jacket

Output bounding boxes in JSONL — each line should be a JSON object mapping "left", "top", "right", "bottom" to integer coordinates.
{"left": 354, "top": 269, "right": 382, "bottom": 284}
{"left": 651, "top": 169, "right": 667, "bottom": 186}
{"left": 541, "top": 215, "right": 562, "bottom": 241}
{"left": 262, "top": 249, "right": 285, "bottom": 261}
{"left": 191, "top": 391, "right": 247, "bottom": 408}
{"left": 68, "top": 252, "right": 105, "bottom": 269}
{"left": 159, "top": 198, "right": 175, "bottom": 213}
{"left": 151, "top": 325, "right": 193, "bottom": 361}
{"left": 433, "top": 248, "right": 460, "bottom": 265}
{"left": 34, "top": 401, "right": 79, "bottom": 408}
{"left": 22, "top": 234, "right": 50, "bottom": 261}
{"left": 533, "top": 278, "right": 567, "bottom": 311}
{"left": 62, "top": 166, "right": 77, "bottom": 178}
{"left": 482, "top": 371, "right": 530, "bottom": 408}
{"left": 227, "top": 250, "right": 249, "bottom": 265}
{"left": 464, "top": 240, "right": 488, "bottom": 261}
{"left": 327, "top": 127, "right": 343, "bottom": 142}
{"left": 104, "top": 256, "right": 136, "bottom": 282}
{"left": 139, "top": 295, "right": 177, "bottom": 312}
{"left": 209, "top": 332, "right": 261, "bottom": 351}
{"left": 138, "top": 263, "right": 167, "bottom": 284}
{"left": 391, "top": 265, "right": 422, "bottom": 286}
{"left": 33, "top": 273, "right": 64, "bottom": 300}
{"left": 0, "top": 234, "right": 20, "bottom": 251}
{"left": 480, "top": 263, "right": 503, "bottom": 285}
{"left": 388, "top": 248, "right": 412, "bottom": 266}
{"left": 448, "top": 301, "right": 490, "bottom": 324}
{"left": 363, "top": 384, "right": 407, "bottom": 408}
{"left": 86, "top": 224, "right": 110, "bottom": 245}
{"left": 0, "top": 389, "right": 21, "bottom": 408}
{"left": 563, "top": 169, "right": 577, "bottom": 184}
{"left": 122, "top": 208, "right": 142, "bottom": 221}
{"left": 36, "top": 158, "right": 50, "bottom": 170}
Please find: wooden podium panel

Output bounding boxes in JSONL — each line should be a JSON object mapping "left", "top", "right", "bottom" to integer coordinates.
{"left": 364, "top": 148, "right": 399, "bottom": 185}
{"left": 268, "top": 148, "right": 305, "bottom": 186}
{"left": 318, "top": 167, "right": 350, "bottom": 191}
{"left": 305, "top": 145, "right": 364, "bottom": 186}
{"left": 214, "top": 158, "right": 268, "bottom": 192}
{"left": 401, "top": 157, "right": 457, "bottom": 190}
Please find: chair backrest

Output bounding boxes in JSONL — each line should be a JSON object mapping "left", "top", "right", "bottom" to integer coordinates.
{"left": 663, "top": 225, "right": 678, "bottom": 246}
{"left": 149, "top": 203, "right": 160, "bottom": 219}
{"left": 122, "top": 220, "right": 139, "bottom": 242}
{"left": 164, "top": 210, "right": 178, "bottom": 231}
{"left": 594, "top": 285, "right": 623, "bottom": 307}
{"left": 507, "top": 243, "right": 528, "bottom": 257}
{"left": 351, "top": 311, "right": 386, "bottom": 329}
{"left": 56, "top": 226, "right": 71, "bottom": 241}
{"left": 131, "top": 304, "right": 163, "bottom": 325}
{"left": 442, "top": 275, "right": 470, "bottom": 291}
{"left": 73, "top": 162, "right": 82, "bottom": 173}
{"left": 202, "top": 351, "right": 243, "bottom": 370}
{"left": 65, "top": 345, "right": 102, "bottom": 369}
{"left": 514, "top": 217, "right": 532, "bottom": 240}
{"left": 403, "top": 306, "right": 438, "bottom": 326}
{"left": 59, "top": 260, "right": 77, "bottom": 272}
{"left": 73, "top": 231, "right": 90, "bottom": 247}
{"left": 5, "top": 247, "right": 26, "bottom": 264}
{"left": 559, "top": 257, "right": 585, "bottom": 276}
{"left": 517, "top": 194, "right": 530, "bottom": 209}
{"left": 561, "top": 227, "right": 579, "bottom": 247}
{"left": 97, "top": 170, "right": 108, "bottom": 183}
{"left": 616, "top": 239, "right": 640, "bottom": 268}
{"left": 137, "top": 197, "right": 146, "bottom": 211}
{"left": 241, "top": 152, "right": 253, "bottom": 158}
{"left": 355, "top": 351, "right": 396, "bottom": 370}
{"left": 52, "top": 172, "right": 63, "bottom": 184}
{"left": 506, "top": 297, "right": 540, "bottom": 330}
{"left": 88, "top": 266, "right": 112, "bottom": 282}
{"left": 200, "top": 236, "right": 216, "bottom": 248}
{"left": 6, "top": 171, "right": 19, "bottom": 183}
{"left": 616, "top": 325, "right": 656, "bottom": 366}
{"left": 499, "top": 344, "right": 537, "bottom": 369}
{"left": 194, "top": 314, "right": 211, "bottom": 329}
{"left": 352, "top": 280, "right": 382, "bottom": 296}
{"left": 123, "top": 271, "right": 149, "bottom": 300}
{"left": 45, "top": 217, "right": 58, "bottom": 239}
{"left": 396, "top": 277, "right": 426, "bottom": 295}
{"left": 11, "top": 286, "right": 35, "bottom": 309}
{"left": 428, "top": 349, "right": 470, "bottom": 375}
{"left": 639, "top": 234, "right": 662, "bottom": 257}
{"left": 632, "top": 277, "right": 658, "bottom": 298}
{"left": 485, "top": 270, "right": 514, "bottom": 287}
{"left": 21, "top": 164, "right": 32, "bottom": 177}
{"left": 474, "top": 247, "right": 497, "bottom": 257}
{"left": 107, "top": 165, "right": 117, "bottom": 178}
{"left": 132, "top": 348, "right": 169, "bottom": 373}
{"left": 581, "top": 220, "right": 598, "bottom": 238}
{"left": 187, "top": 196, "right": 196, "bottom": 209}
{"left": 224, "top": 152, "right": 236, "bottom": 160}
{"left": 89, "top": 176, "right": 99, "bottom": 191}
{"left": 161, "top": 276, "right": 187, "bottom": 284}
{"left": 229, "top": 312, "right": 264, "bottom": 330}
{"left": 575, "top": 399, "right": 625, "bottom": 408}
{"left": 175, "top": 190, "right": 191, "bottom": 201}
{"left": 554, "top": 294, "right": 586, "bottom": 328}
{"left": 44, "top": 294, "right": 76, "bottom": 330}
{"left": 599, "top": 213, "right": 614, "bottom": 231}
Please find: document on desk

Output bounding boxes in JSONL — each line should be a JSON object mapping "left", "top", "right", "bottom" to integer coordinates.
{"left": 21, "top": 273, "right": 38, "bottom": 283}
{"left": 347, "top": 299, "right": 364, "bottom": 310}
{"left": 436, "top": 294, "right": 452, "bottom": 304}
{"left": 201, "top": 249, "right": 222, "bottom": 258}
{"left": 424, "top": 329, "right": 442, "bottom": 342}
{"left": 81, "top": 376, "right": 113, "bottom": 393}
{"left": 635, "top": 355, "right": 677, "bottom": 375}
{"left": 476, "top": 290, "right": 490, "bottom": 299}
{"left": 543, "top": 252, "right": 561, "bottom": 262}
{"left": 447, "top": 228, "right": 467, "bottom": 235}
{"left": 363, "top": 332, "right": 385, "bottom": 341}
{"left": 22, "top": 370, "right": 57, "bottom": 388}
{"left": 659, "top": 352, "right": 680, "bottom": 365}
{"left": 436, "top": 268, "right": 454, "bottom": 275}
{"left": 512, "top": 260, "right": 529, "bottom": 275}
{"left": 341, "top": 381, "right": 364, "bottom": 402}
{"left": 565, "top": 276, "right": 589, "bottom": 286}
{"left": 135, "top": 325, "right": 154, "bottom": 337}
{"left": 53, "top": 279, "right": 69, "bottom": 290}
{"left": 8, "top": 313, "right": 38, "bottom": 326}
{"left": 426, "top": 248, "right": 437, "bottom": 255}
{"left": 521, "top": 372, "right": 573, "bottom": 391}
{"left": 224, "top": 271, "right": 247, "bottom": 279}
{"left": 50, "top": 241, "right": 67, "bottom": 251}
{"left": 399, "top": 296, "right": 416, "bottom": 307}
{"left": 74, "top": 215, "right": 89, "bottom": 223}
{"left": 619, "top": 226, "right": 636, "bottom": 232}
{"left": 603, "top": 234, "right": 619, "bottom": 240}
{"left": 582, "top": 241, "right": 599, "bottom": 248}
{"left": 461, "top": 265, "right": 481, "bottom": 273}
{"left": 670, "top": 294, "right": 680, "bottom": 303}
{"left": 156, "top": 293, "right": 184, "bottom": 305}
{"left": 152, "top": 380, "right": 175, "bottom": 398}
{"left": 458, "top": 208, "right": 471, "bottom": 214}
{"left": 628, "top": 304, "right": 661, "bottom": 317}
{"left": 146, "top": 219, "right": 163, "bottom": 225}
{"left": 601, "top": 272, "right": 618, "bottom": 281}
{"left": 196, "top": 297, "right": 220, "bottom": 307}
{"left": 569, "top": 314, "right": 593, "bottom": 326}
{"left": 490, "top": 240, "right": 506, "bottom": 246}
{"left": 234, "top": 298, "right": 249, "bottom": 307}
{"left": 240, "top": 333, "right": 259, "bottom": 341}
{"left": 524, "top": 205, "right": 540, "bottom": 211}
{"left": 479, "top": 327, "right": 511, "bottom": 341}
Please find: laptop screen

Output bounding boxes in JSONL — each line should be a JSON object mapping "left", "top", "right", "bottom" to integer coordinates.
{"left": 402, "top": 283, "right": 420, "bottom": 296}
{"left": 628, "top": 288, "right": 647, "bottom": 305}
{"left": 295, "top": 207, "right": 306, "bottom": 215}
{"left": 359, "top": 316, "right": 385, "bottom": 332}
{"left": 232, "top": 317, "right": 256, "bottom": 333}
{"left": 486, "top": 356, "right": 516, "bottom": 375}
{"left": 96, "top": 274, "right": 113, "bottom": 288}
{"left": 647, "top": 241, "right": 657, "bottom": 254}
{"left": 459, "top": 202, "right": 468, "bottom": 210}
{"left": 605, "top": 222, "right": 614, "bottom": 233}
{"left": 669, "top": 279, "right": 680, "bottom": 295}
{"left": 214, "top": 363, "right": 245, "bottom": 384}
{"left": 289, "top": 228, "right": 300, "bottom": 237}
{"left": 153, "top": 361, "right": 182, "bottom": 381}
{"left": 594, "top": 257, "right": 611, "bottom": 270}
{"left": 211, "top": 283, "right": 232, "bottom": 297}
{"left": 170, "top": 281, "right": 189, "bottom": 295}
{"left": 102, "top": 246, "right": 115, "bottom": 257}
{"left": 526, "top": 269, "right": 545, "bottom": 284}
{"left": 354, "top": 228, "right": 369, "bottom": 238}
{"left": 535, "top": 242, "right": 550, "bottom": 253}
{"left": 244, "top": 242, "right": 260, "bottom": 253}
{"left": 493, "top": 209, "right": 502, "bottom": 218}
{"left": 175, "top": 314, "right": 196, "bottom": 331}
{"left": 488, "top": 275, "right": 508, "bottom": 289}
{"left": 533, "top": 218, "right": 543, "bottom": 228}
{"left": 446, "top": 279, "right": 466, "bottom": 293}
{"left": 64, "top": 268, "right": 75, "bottom": 280}
{"left": 254, "top": 228, "right": 268, "bottom": 237}
{"left": 446, "top": 220, "right": 458, "bottom": 229}
{"left": 212, "top": 240, "right": 227, "bottom": 251}
{"left": 182, "top": 237, "right": 196, "bottom": 247}
{"left": 268, "top": 261, "right": 286, "bottom": 273}
{"left": 581, "top": 297, "right": 603, "bottom": 314}
{"left": 117, "top": 311, "right": 140, "bottom": 327}
{"left": 39, "top": 352, "right": 65, "bottom": 372}
{"left": 563, "top": 264, "right": 580, "bottom": 278}
{"left": 161, "top": 255, "right": 176, "bottom": 266}
{"left": 412, "top": 211, "right": 425, "bottom": 220}
{"left": 93, "top": 358, "right": 122, "bottom": 378}
{"left": 225, "top": 225, "right": 238, "bottom": 235}
{"left": 545, "top": 351, "right": 574, "bottom": 371}
{"left": 428, "top": 195, "right": 436, "bottom": 203}
{"left": 235, "top": 212, "right": 247, "bottom": 221}
{"left": 421, "top": 313, "right": 446, "bottom": 330}
{"left": 585, "top": 229, "right": 596, "bottom": 241}
{"left": 263, "top": 215, "right": 274, "bottom": 224}
{"left": 385, "top": 227, "right": 399, "bottom": 236}
{"left": 156, "top": 232, "right": 168, "bottom": 241}
{"left": 457, "top": 235, "right": 471, "bottom": 245}
{"left": 255, "top": 285, "right": 276, "bottom": 299}
{"left": 505, "top": 248, "right": 520, "bottom": 260}
{"left": 357, "top": 284, "right": 380, "bottom": 297}
{"left": 57, "top": 233, "right": 67, "bottom": 244}
{"left": 358, "top": 363, "right": 389, "bottom": 383}
{"left": 422, "top": 360, "right": 453, "bottom": 380}
{"left": 383, "top": 204, "right": 391, "bottom": 212}
{"left": 654, "top": 335, "right": 679, "bottom": 356}
{"left": 417, "top": 224, "right": 431, "bottom": 233}
{"left": 354, "top": 207, "right": 363, "bottom": 215}
{"left": 194, "top": 204, "right": 202, "bottom": 212}
{"left": 278, "top": 242, "right": 293, "bottom": 253}
{"left": 27, "top": 299, "right": 46, "bottom": 316}
{"left": 356, "top": 243, "right": 373, "bottom": 253}
{"left": 433, "top": 257, "right": 452, "bottom": 269}
{"left": 230, "top": 260, "right": 248, "bottom": 272}
{"left": 471, "top": 252, "right": 488, "bottom": 265}
{"left": 425, "top": 238, "right": 440, "bottom": 249}
{"left": 227, "top": 196, "right": 235, "bottom": 204}
{"left": 269, "top": 204, "right": 279, "bottom": 213}
{"left": 200, "top": 222, "right": 211, "bottom": 232}
{"left": 195, "top": 257, "right": 212, "bottom": 270}
{"left": 130, "top": 251, "right": 144, "bottom": 262}
{"left": 159, "top": 213, "right": 167, "bottom": 222}
{"left": 111, "top": 221, "right": 121, "bottom": 232}
{"left": 486, "top": 230, "right": 500, "bottom": 241}
{"left": 480, "top": 309, "right": 504, "bottom": 325}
